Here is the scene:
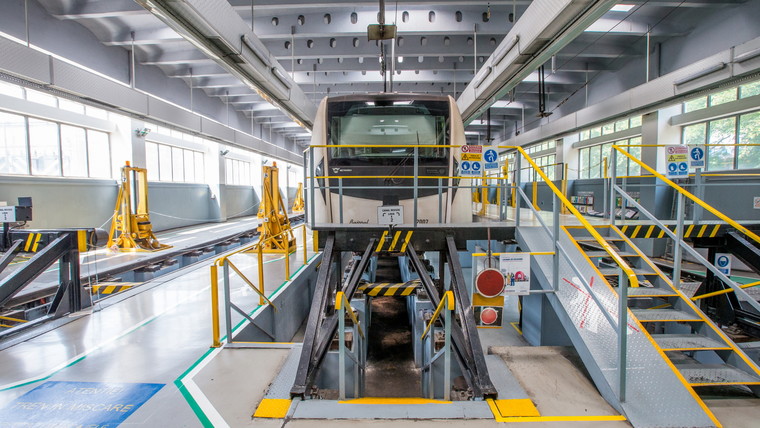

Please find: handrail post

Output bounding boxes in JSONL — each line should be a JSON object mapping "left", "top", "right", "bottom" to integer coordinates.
{"left": 211, "top": 264, "right": 221, "bottom": 347}
{"left": 285, "top": 236, "right": 291, "bottom": 280}
{"left": 438, "top": 178, "right": 443, "bottom": 223}
{"left": 413, "top": 146, "right": 419, "bottom": 227}
{"left": 302, "top": 224, "right": 307, "bottom": 265}
{"left": 552, "top": 194, "right": 560, "bottom": 292}
{"left": 338, "top": 294, "right": 346, "bottom": 400}
{"left": 609, "top": 150, "right": 617, "bottom": 225}
{"left": 258, "top": 246, "right": 265, "bottom": 305}
{"left": 309, "top": 147, "right": 315, "bottom": 228}
{"left": 694, "top": 168, "right": 703, "bottom": 224}
{"left": 338, "top": 177, "right": 344, "bottom": 224}
{"left": 673, "top": 192, "right": 685, "bottom": 289}
{"left": 444, "top": 296, "right": 452, "bottom": 401}
{"left": 618, "top": 269, "right": 628, "bottom": 402}
{"left": 223, "top": 260, "right": 233, "bottom": 344}
{"left": 515, "top": 155, "right": 522, "bottom": 227}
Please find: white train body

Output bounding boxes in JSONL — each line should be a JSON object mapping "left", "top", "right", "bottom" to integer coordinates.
{"left": 306, "top": 93, "right": 472, "bottom": 226}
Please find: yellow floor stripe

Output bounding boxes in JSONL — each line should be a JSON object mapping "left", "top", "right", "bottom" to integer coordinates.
{"left": 510, "top": 322, "right": 522, "bottom": 335}
{"left": 253, "top": 398, "right": 291, "bottom": 418}
{"left": 487, "top": 399, "right": 625, "bottom": 423}
{"left": 495, "top": 399, "right": 540, "bottom": 417}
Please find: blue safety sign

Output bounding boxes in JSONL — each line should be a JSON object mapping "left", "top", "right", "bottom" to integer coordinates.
{"left": 715, "top": 253, "right": 731, "bottom": 275}
{"left": 690, "top": 146, "right": 705, "bottom": 168}
{"left": 665, "top": 145, "right": 689, "bottom": 178}
{"left": 460, "top": 160, "right": 481, "bottom": 176}
{"left": 483, "top": 149, "right": 499, "bottom": 170}
{"left": 0, "top": 381, "right": 164, "bottom": 428}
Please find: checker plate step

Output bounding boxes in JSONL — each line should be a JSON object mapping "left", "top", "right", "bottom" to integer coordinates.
{"left": 631, "top": 308, "right": 702, "bottom": 321}
{"left": 652, "top": 334, "right": 731, "bottom": 350}
{"left": 677, "top": 364, "right": 760, "bottom": 385}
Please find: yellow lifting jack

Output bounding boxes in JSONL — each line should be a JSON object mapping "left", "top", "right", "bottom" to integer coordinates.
{"left": 253, "top": 162, "right": 295, "bottom": 253}
{"left": 292, "top": 182, "right": 305, "bottom": 212}
{"left": 107, "top": 162, "right": 172, "bottom": 252}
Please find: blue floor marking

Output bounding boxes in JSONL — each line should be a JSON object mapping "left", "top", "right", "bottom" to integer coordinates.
{"left": 0, "top": 381, "right": 164, "bottom": 428}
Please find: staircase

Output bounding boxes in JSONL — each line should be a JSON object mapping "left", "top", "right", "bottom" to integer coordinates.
{"left": 518, "top": 224, "right": 760, "bottom": 428}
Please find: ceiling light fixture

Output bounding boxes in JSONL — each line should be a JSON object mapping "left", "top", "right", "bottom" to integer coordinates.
{"left": 610, "top": 4, "right": 634, "bottom": 13}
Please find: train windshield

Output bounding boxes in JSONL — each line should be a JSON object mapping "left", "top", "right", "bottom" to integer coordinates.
{"left": 327, "top": 99, "right": 449, "bottom": 160}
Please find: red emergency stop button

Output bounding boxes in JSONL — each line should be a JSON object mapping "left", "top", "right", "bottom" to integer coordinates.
{"left": 475, "top": 268, "right": 505, "bottom": 298}
{"left": 480, "top": 307, "right": 499, "bottom": 325}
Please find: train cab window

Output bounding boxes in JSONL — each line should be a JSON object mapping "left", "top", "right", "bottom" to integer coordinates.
{"left": 326, "top": 98, "right": 449, "bottom": 164}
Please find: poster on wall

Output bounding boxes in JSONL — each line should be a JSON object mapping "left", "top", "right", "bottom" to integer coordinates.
{"left": 499, "top": 253, "right": 530, "bottom": 295}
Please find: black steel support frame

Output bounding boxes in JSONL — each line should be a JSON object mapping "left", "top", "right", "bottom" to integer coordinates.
{"left": 0, "top": 232, "right": 89, "bottom": 338}
{"left": 291, "top": 234, "right": 378, "bottom": 397}
{"left": 406, "top": 240, "right": 497, "bottom": 399}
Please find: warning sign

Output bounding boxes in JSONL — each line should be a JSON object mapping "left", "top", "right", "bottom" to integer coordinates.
{"left": 665, "top": 145, "right": 689, "bottom": 178}
{"left": 461, "top": 153, "right": 482, "bottom": 161}
{"left": 0, "top": 381, "right": 164, "bottom": 428}
{"left": 460, "top": 145, "right": 483, "bottom": 154}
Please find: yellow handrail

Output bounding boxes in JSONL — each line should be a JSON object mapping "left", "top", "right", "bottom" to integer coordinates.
{"left": 336, "top": 291, "right": 365, "bottom": 339}
{"left": 691, "top": 280, "right": 760, "bottom": 301}
{"left": 499, "top": 145, "right": 640, "bottom": 291}
{"left": 421, "top": 290, "right": 455, "bottom": 340}
{"left": 213, "top": 223, "right": 307, "bottom": 267}
{"left": 612, "top": 145, "right": 760, "bottom": 246}
{"left": 226, "top": 259, "right": 277, "bottom": 310}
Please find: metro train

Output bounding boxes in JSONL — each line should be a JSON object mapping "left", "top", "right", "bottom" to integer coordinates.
{"left": 306, "top": 93, "right": 473, "bottom": 226}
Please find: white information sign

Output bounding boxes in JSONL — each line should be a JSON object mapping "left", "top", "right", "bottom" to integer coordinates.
{"left": 715, "top": 253, "right": 732, "bottom": 276}
{"left": 483, "top": 149, "right": 499, "bottom": 170}
{"left": 377, "top": 205, "right": 403, "bottom": 224}
{"left": 665, "top": 145, "right": 689, "bottom": 178}
{"left": 0, "top": 206, "right": 16, "bottom": 223}
{"left": 689, "top": 146, "right": 705, "bottom": 168}
{"left": 754, "top": 197, "right": 760, "bottom": 210}
{"left": 499, "top": 253, "right": 530, "bottom": 295}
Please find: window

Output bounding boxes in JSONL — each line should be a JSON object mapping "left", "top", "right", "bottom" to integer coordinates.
{"left": 61, "top": 125, "right": 88, "bottom": 177}
{"left": 225, "top": 158, "right": 252, "bottom": 185}
{"left": 578, "top": 137, "right": 641, "bottom": 179}
{"left": 28, "top": 118, "right": 61, "bottom": 176}
{"left": 0, "top": 112, "right": 28, "bottom": 174}
{"left": 578, "top": 116, "right": 642, "bottom": 141}
{"left": 530, "top": 154, "right": 556, "bottom": 181}
{"left": 683, "top": 79, "right": 760, "bottom": 112}
{"left": 0, "top": 81, "right": 24, "bottom": 99}
{"left": 59, "top": 99, "right": 85, "bottom": 115}
{"left": 740, "top": 81, "right": 760, "bottom": 99}
{"left": 145, "top": 141, "right": 204, "bottom": 183}
{"left": 87, "top": 130, "right": 111, "bottom": 178}
{"left": 709, "top": 88, "right": 737, "bottom": 107}
{"left": 682, "top": 109, "right": 760, "bottom": 171}
{"left": 26, "top": 89, "right": 57, "bottom": 107}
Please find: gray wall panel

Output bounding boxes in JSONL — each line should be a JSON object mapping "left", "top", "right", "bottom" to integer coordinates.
{"left": 147, "top": 97, "right": 201, "bottom": 132}
{"left": 51, "top": 59, "right": 148, "bottom": 113}
{"left": 147, "top": 182, "right": 216, "bottom": 231}
{"left": 0, "top": 38, "right": 51, "bottom": 84}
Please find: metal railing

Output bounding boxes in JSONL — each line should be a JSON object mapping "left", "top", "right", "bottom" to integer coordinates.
{"left": 611, "top": 144, "right": 760, "bottom": 315}
{"left": 336, "top": 291, "right": 365, "bottom": 400}
{"left": 421, "top": 290, "right": 454, "bottom": 401}
{"left": 211, "top": 224, "right": 309, "bottom": 347}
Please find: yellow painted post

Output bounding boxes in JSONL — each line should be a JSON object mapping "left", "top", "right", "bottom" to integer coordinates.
{"left": 285, "top": 235, "right": 291, "bottom": 280}
{"left": 302, "top": 225, "right": 307, "bottom": 265}
{"left": 210, "top": 264, "right": 221, "bottom": 347}
{"left": 561, "top": 164, "right": 569, "bottom": 214}
{"left": 532, "top": 181, "right": 540, "bottom": 211}
{"left": 603, "top": 157, "right": 608, "bottom": 179}
{"left": 258, "top": 246, "right": 265, "bottom": 305}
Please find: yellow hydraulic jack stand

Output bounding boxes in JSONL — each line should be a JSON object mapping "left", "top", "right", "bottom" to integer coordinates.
{"left": 292, "top": 182, "right": 305, "bottom": 212}
{"left": 107, "top": 162, "right": 172, "bottom": 252}
{"left": 254, "top": 162, "right": 295, "bottom": 253}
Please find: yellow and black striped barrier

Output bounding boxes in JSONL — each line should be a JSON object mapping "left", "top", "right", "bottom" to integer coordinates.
{"left": 619, "top": 223, "right": 724, "bottom": 239}
{"left": 375, "top": 230, "right": 414, "bottom": 253}
{"left": 359, "top": 280, "right": 421, "bottom": 296}
{"left": 22, "top": 233, "right": 44, "bottom": 252}
{"left": 91, "top": 282, "right": 141, "bottom": 295}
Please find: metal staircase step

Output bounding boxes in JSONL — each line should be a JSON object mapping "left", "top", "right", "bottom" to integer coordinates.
{"left": 652, "top": 334, "right": 732, "bottom": 350}
{"left": 626, "top": 287, "right": 678, "bottom": 297}
{"left": 676, "top": 363, "right": 760, "bottom": 386}
{"left": 576, "top": 237, "right": 626, "bottom": 242}
{"left": 584, "top": 250, "right": 640, "bottom": 257}
{"left": 599, "top": 267, "right": 657, "bottom": 276}
{"left": 631, "top": 308, "right": 703, "bottom": 322}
